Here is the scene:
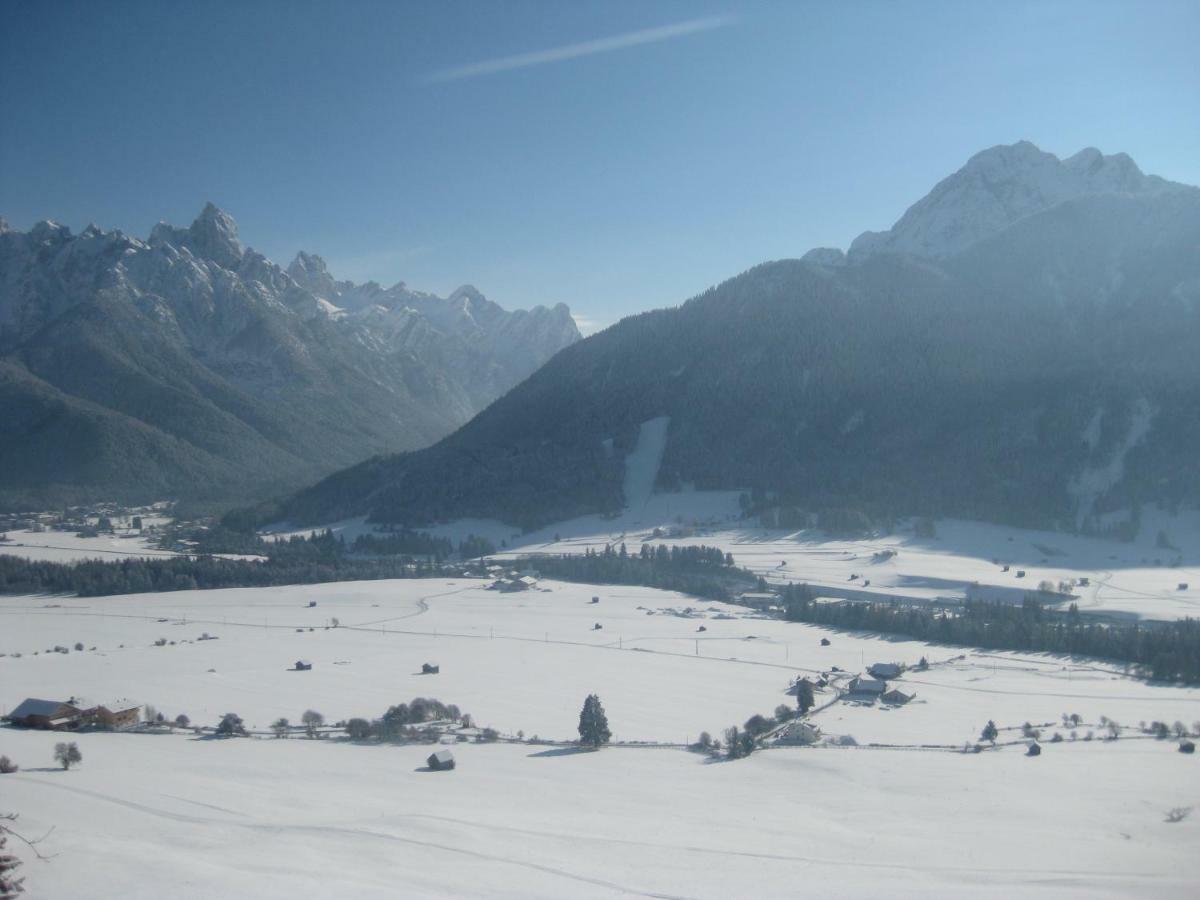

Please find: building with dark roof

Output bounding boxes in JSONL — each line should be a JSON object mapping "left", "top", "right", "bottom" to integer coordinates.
{"left": 6, "top": 698, "right": 83, "bottom": 730}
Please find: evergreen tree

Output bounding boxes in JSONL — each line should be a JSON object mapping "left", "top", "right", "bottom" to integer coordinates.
{"left": 796, "top": 678, "right": 816, "bottom": 714}
{"left": 577, "top": 694, "right": 611, "bottom": 748}
{"left": 981, "top": 720, "right": 998, "bottom": 743}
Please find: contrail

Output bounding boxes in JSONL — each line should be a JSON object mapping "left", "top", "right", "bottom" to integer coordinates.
{"left": 425, "top": 15, "right": 736, "bottom": 83}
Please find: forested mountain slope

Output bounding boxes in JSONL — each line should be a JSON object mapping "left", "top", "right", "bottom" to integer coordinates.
{"left": 277, "top": 145, "right": 1200, "bottom": 532}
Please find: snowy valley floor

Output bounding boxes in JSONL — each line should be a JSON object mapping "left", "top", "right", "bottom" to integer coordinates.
{"left": 2, "top": 578, "right": 1199, "bottom": 897}
{"left": 265, "top": 499, "right": 1200, "bottom": 622}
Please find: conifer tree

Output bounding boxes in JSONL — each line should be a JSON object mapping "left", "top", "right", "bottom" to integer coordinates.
{"left": 796, "top": 678, "right": 816, "bottom": 714}
{"left": 577, "top": 694, "right": 611, "bottom": 748}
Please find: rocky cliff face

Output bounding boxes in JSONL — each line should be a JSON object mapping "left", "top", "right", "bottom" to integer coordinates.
{"left": 0, "top": 206, "right": 579, "bottom": 507}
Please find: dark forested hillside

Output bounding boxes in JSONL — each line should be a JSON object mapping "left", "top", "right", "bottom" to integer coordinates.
{"left": 280, "top": 183, "right": 1200, "bottom": 534}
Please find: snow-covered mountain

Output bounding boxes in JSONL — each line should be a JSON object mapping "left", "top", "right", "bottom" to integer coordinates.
{"left": 0, "top": 205, "right": 579, "bottom": 507}
{"left": 279, "top": 142, "right": 1200, "bottom": 534}
{"left": 847, "top": 141, "right": 1188, "bottom": 260}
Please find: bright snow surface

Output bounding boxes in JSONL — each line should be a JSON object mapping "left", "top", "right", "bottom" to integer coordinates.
{"left": 265, "top": 498, "right": 1200, "bottom": 621}
{"left": 2, "top": 579, "right": 1198, "bottom": 897}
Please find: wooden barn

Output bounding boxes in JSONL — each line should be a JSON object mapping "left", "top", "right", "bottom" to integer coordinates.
{"left": 5, "top": 698, "right": 82, "bottom": 730}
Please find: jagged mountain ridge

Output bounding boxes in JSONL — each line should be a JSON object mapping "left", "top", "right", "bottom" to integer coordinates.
{"left": 279, "top": 143, "right": 1200, "bottom": 533}
{"left": 0, "top": 205, "right": 579, "bottom": 507}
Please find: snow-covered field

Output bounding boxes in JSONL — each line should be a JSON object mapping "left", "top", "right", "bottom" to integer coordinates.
{"left": 4, "top": 730, "right": 1197, "bottom": 899}
{"left": 267, "top": 487, "right": 1200, "bottom": 624}
{"left": 0, "top": 526, "right": 177, "bottom": 563}
{"left": 2, "top": 578, "right": 1198, "bottom": 897}
{"left": 266, "top": 501, "right": 1200, "bottom": 622}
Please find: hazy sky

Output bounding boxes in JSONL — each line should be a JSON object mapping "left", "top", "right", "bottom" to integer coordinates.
{"left": 3, "top": 0, "right": 1198, "bottom": 332}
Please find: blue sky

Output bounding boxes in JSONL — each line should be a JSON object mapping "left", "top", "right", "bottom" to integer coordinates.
{"left": 2, "top": 0, "right": 1198, "bottom": 332}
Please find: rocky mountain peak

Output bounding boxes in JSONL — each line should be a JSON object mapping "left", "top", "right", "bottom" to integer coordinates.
{"left": 846, "top": 141, "right": 1185, "bottom": 261}
{"left": 185, "top": 202, "right": 244, "bottom": 268}
{"left": 287, "top": 251, "right": 337, "bottom": 300}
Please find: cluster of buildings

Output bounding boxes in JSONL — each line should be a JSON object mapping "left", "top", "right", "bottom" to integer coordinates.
{"left": 4, "top": 697, "right": 142, "bottom": 731}
{"left": 848, "top": 662, "right": 915, "bottom": 705}
{"left": 485, "top": 565, "right": 540, "bottom": 592}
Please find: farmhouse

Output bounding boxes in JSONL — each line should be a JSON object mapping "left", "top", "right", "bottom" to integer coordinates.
{"left": 85, "top": 699, "right": 141, "bottom": 729}
{"left": 777, "top": 721, "right": 821, "bottom": 745}
{"left": 738, "top": 592, "right": 778, "bottom": 611}
{"left": 5, "top": 698, "right": 83, "bottom": 730}
{"left": 868, "top": 662, "right": 904, "bottom": 679}
{"left": 813, "top": 596, "right": 847, "bottom": 607}
{"left": 848, "top": 676, "right": 887, "bottom": 697}
{"left": 492, "top": 576, "right": 536, "bottom": 592}
{"left": 427, "top": 749, "right": 456, "bottom": 770}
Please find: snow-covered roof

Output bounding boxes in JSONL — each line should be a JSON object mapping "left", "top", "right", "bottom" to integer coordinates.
{"left": 849, "top": 676, "right": 886, "bottom": 693}
{"left": 93, "top": 699, "right": 141, "bottom": 713}
{"left": 8, "top": 697, "right": 77, "bottom": 719}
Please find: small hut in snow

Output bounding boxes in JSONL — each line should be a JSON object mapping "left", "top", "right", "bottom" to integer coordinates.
{"left": 427, "top": 749, "right": 456, "bottom": 770}
{"left": 294, "top": 660, "right": 312, "bottom": 671}
{"left": 422, "top": 662, "right": 440, "bottom": 674}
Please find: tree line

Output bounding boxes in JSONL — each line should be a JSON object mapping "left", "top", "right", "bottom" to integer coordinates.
{"left": 0, "top": 549, "right": 443, "bottom": 597}
{"left": 0, "top": 526, "right": 503, "bottom": 598}
{"left": 513, "top": 543, "right": 750, "bottom": 601}
{"left": 780, "top": 583, "right": 1200, "bottom": 683}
